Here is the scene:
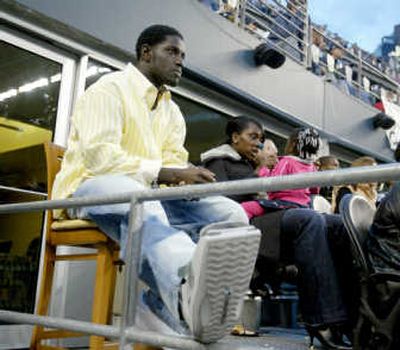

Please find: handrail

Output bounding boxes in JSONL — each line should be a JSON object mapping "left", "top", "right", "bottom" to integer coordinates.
{"left": 0, "top": 164, "right": 398, "bottom": 214}
{"left": 248, "top": 6, "right": 307, "bottom": 46}
{"left": 245, "top": 12, "right": 305, "bottom": 61}
{"left": 311, "top": 26, "right": 399, "bottom": 89}
{"left": 269, "top": 0, "right": 307, "bottom": 22}
{"left": 245, "top": 2, "right": 307, "bottom": 47}
{"left": 236, "top": 0, "right": 400, "bottom": 103}
{"left": 0, "top": 164, "right": 399, "bottom": 349}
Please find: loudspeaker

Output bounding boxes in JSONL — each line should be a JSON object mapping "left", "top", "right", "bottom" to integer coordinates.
{"left": 254, "top": 43, "right": 286, "bottom": 69}
{"left": 372, "top": 112, "right": 395, "bottom": 130}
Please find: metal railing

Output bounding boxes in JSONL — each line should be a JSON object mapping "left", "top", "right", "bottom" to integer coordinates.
{"left": 227, "top": 0, "right": 400, "bottom": 104}
{"left": 310, "top": 25, "right": 399, "bottom": 103}
{"left": 0, "top": 164, "right": 399, "bottom": 349}
{"left": 240, "top": 0, "right": 308, "bottom": 65}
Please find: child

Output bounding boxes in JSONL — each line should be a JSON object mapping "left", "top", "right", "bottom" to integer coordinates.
{"left": 242, "top": 127, "right": 320, "bottom": 219}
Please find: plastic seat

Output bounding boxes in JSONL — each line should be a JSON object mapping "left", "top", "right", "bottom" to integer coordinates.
{"left": 339, "top": 194, "right": 400, "bottom": 350}
{"left": 30, "top": 142, "right": 121, "bottom": 350}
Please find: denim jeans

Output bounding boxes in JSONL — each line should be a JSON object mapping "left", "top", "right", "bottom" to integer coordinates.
{"left": 281, "top": 209, "right": 349, "bottom": 325}
{"left": 68, "top": 174, "right": 248, "bottom": 320}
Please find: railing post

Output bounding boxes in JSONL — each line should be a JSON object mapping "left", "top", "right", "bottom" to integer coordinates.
{"left": 304, "top": 16, "right": 312, "bottom": 68}
{"left": 119, "top": 197, "right": 144, "bottom": 350}
{"left": 357, "top": 50, "right": 363, "bottom": 98}
{"left": 238, "top": 0, "right": 247, "bottom": 28}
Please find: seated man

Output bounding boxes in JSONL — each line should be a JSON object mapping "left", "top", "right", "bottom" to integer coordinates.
{"left": 316, "top": 155, "right": 340, "bottom": 203}
{"left": 52, "top": 25, "right": 260, "bottom": 343}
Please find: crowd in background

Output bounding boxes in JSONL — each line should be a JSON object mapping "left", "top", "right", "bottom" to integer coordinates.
{"left": 198, "top": 0, "right": 400, "bottom": 108}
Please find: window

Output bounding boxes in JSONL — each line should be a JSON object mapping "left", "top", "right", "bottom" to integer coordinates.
{"left": 173, "top": 94, "right": 230, "bottom": 164}
{"left": 0, "top": 31, "right": 75, "bottom": 314}
{"left": 85, "top": 59, "right": 115, "bottom": 89}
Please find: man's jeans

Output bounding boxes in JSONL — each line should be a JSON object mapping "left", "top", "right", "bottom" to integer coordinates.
{"left": 68, "top": 175, "right": 248, "bottom": 320}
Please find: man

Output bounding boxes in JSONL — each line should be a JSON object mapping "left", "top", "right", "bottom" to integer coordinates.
{"left": 316, "top": 155, "right": 340, "bottom": 204}
{"left": 52, "top": 25, "right": 260, "bottom": 343}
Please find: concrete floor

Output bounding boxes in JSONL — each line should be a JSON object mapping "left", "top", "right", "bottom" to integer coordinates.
{"left": 74, "top": 327, "right": 312, "bottom": 350}
{"left": 217, "top": 327, "right": 311, "bottom": 350}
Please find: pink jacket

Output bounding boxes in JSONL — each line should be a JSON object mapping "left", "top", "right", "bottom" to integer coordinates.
{"left": 259, "top": 155, "right": 318, "bottom": 206}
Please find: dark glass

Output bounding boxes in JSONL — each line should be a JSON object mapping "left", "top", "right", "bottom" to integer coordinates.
{"left": 85, "top": 60, "right": 114, "bottom": 89}
{"left": 263, "top": 130, "right": 287, "bottom": 154}
{"left": 173, "top": 94, "right": 230, "bottom": 164}
{"left": 0, "top": 40, "right": 62, "bottom": 313}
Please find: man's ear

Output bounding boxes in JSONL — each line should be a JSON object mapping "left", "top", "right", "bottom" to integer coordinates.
{"left": 140, "top": 44, "right": 152, "bottom": 62}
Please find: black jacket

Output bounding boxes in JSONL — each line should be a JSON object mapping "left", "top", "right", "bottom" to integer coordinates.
{"left": 202, "top": 144, "right": 284, "bottom": 265}
{"left": 201, "top": 144, "right": 257, "bottom": 203}
{"left": 367, "top": 182, "right": 400, "bottom": 273}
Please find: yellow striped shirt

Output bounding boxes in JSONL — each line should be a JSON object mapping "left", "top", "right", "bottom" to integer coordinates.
{"left": 52, "top": 63, "right": 188, "bottom": 217}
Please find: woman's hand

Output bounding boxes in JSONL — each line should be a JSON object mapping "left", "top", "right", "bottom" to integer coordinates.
{"left": 255, "top": 151, "right": 278, "bottom": 170}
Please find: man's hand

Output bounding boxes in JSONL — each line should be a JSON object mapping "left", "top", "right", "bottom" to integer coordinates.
{"left": 158, "top": 167, "right": 216, "bottom": 185}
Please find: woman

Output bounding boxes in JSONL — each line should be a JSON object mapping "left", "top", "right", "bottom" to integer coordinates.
{"left": 201, "top": 116, "right": 353, "bottom": 349}
{"left": 241, "top": 127, "right": 320, "bottom": 219}
{"left": 332, "top": 156, "right": 378, "bottom": 213}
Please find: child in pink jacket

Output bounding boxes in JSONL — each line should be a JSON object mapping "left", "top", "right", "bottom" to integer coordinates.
{"left": 242, "top": 127, "right": 320, "bottom": 219}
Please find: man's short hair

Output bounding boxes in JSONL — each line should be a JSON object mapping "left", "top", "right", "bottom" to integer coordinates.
{"left": 318, "top": 155, "right": 338, "bottom": 166}
{"left": 136, "top": 25, "right": 183, "bottom": 60}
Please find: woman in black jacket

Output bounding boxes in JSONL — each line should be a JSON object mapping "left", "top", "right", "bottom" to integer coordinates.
{"left": 202, "top": 116, "right": 353, "bottom": 349}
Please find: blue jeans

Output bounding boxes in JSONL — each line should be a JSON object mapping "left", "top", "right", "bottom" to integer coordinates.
{"left": 281, "top": 209, "right": 349, "bottom": 326}
{"left": 68, "top": 175, "right": 248, "bottom": 320}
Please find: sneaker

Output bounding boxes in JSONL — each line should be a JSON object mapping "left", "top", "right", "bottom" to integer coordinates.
{"left": 180, "top": 223, "right": 260, "bottom": 343}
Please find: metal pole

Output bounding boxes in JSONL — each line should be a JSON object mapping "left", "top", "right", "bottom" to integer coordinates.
{"left": 0, "top": 310, "right": 206, "bottom": 350}
{"left": 357, "top": 49, "right": 363, "bottom": 98}
{"left": 119, "top": 197, "right": 144, "bottom": 350}
{"left": 0, "top": 164, "right": 399, "bottom": 214}
{"left": 0, "top": 310, "right": 120, "bottom": 338}
{"left": 303, "top": 15, "right": 311, "bottom": 67}
{"left": 239, "top": 0, "right": 246, "bottom": 28}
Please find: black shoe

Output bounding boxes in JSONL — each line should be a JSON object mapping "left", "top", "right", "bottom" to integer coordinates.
{"left": 306, "top": 325, "right": 352, "bottom": 349}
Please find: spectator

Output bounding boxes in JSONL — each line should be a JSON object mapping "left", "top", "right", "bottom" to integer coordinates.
{"left": 326, "top": 45, "right": 351, "bottom": 95}
{"left": 219, "top": 0, "right": 239, "bottom": 21}
{"left": 310, "top": 28, "right": 327, "bottom": 76}
{"left": 367, "top": 182, "right": 400, "bottom": 273}
{"left": 241, "top": 127, "right": 320, "bottom": 219}
{"left": 316, "top": 155, "right": 340, "bottom": 171}
{"left": 256, "top": 138, "right": 278, "bottom": 171}
{"left": 198, "top": 0, "right": 220, "bottom": 12}
{"left": 332, "top": 156, "right": 378, "bottom": 213}
{"left": 267, "top": 0, "right": 306, "bottom": 62}
{"left": 374, "top": 98, "right": 385, "bottom": 112}
{"left": 201, "top": 116, "right": 353, "bottom": 349}
{"left": 51, "top": 25, "right": 258, "bottom": 343}
{"left": 316, "top": 155, "right": 340, "bottom": 203}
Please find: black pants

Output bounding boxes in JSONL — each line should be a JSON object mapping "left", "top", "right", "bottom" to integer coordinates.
{"left": 254, "top": 208, "right": 352, "bottom": 326}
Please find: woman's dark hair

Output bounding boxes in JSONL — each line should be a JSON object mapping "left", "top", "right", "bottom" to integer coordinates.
{"left": 225, "top": 116, "right": 263, "bottom": 144}
{"left": 284, "top": 127, "right": 320, "bottom": 159}
{"left": 136, "top": 25, "right": 183, "bottom": 60}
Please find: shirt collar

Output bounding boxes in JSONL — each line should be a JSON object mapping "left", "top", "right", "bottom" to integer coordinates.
{"left": 125, "top": 63, "right": 171, "bottom": 110}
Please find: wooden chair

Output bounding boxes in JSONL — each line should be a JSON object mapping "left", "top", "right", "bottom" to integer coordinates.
{"left": 31, "top": 142, "right": 120, "bottom": 350}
